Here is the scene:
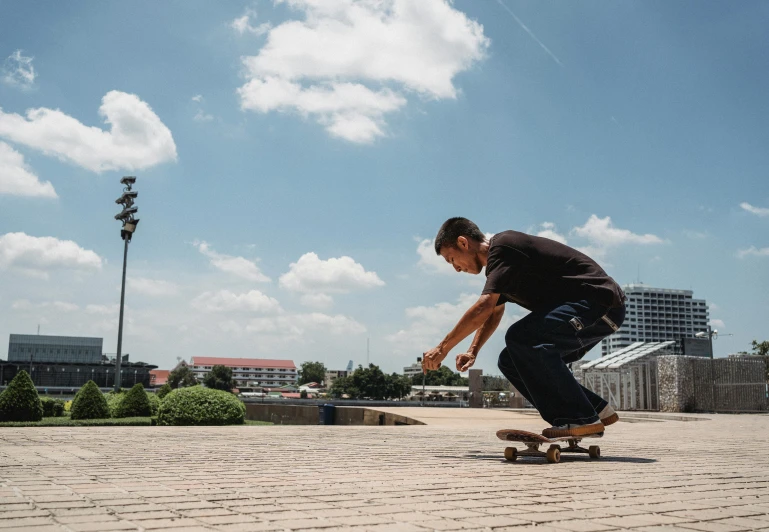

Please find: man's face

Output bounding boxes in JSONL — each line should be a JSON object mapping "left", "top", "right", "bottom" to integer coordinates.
{"left": 440, "top": 237, "right": 483, "bottom": 275}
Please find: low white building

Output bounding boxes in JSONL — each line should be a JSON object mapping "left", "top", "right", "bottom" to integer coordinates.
{"left": 190, "top": 357, "right": 297, "bottom": 391}
{"left": 403, "top": 363, "right": 422, "bottom": 377}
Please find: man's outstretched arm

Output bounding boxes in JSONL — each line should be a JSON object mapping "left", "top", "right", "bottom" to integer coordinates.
{"left": 423, "top": 293, "right": 500, "bottom": 371}
{"left": 457, "top": 303, "right": 505, "bottom": 371}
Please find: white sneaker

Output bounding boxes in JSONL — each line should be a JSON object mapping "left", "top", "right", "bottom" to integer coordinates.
{"left": 598, "top": 404, "right": 619, "bottom": 426}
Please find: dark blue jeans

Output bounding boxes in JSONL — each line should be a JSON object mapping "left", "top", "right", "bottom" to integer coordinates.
{"left": 497, "top": 300, "right": 626, "bottom": 426}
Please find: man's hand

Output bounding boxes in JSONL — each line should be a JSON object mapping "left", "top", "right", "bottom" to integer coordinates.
{"left": 422, "top": 346, "right": 446, "bottom": 372}
{"left": 456, "top": 352, "right": 476, "bottom": 372}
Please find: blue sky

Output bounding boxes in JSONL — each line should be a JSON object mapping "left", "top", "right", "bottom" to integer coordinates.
{"left": 1, "top": 0, "right": 767, "bottom": 374}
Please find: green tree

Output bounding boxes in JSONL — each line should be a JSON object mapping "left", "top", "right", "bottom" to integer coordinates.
{"left": 203, "top": 365, "right": 234, "bottom": 392}
{"left": 328, "top": 376, "right": 360, "bottom": 399}
{"left": 385, "top": 373, "right": 413, "bottom": 400}
{"left": 298, "top": 361, "right": 327, "bottom": 385}
{"left": 411, "top": 366, "right": 468, "bottom": 387}
{"left": 751, "top": 340, "right": 769, "bottom": 379}
{"left": 351, "top": 364, "right": 388, "bottom": 400}
{"left": 0, "top": 371, "right": 43, "bottom": 422}
{"left": 168, "top": 364, "right": 197, "bottom": 389}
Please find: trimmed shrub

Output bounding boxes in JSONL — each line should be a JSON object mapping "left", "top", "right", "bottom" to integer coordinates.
{"left": 157, "top": 386, "right": 245, "bottom": 426}
{"left": 105, "top": 390, "right": 125, "bottom": 417}
{"left": 156, "top": 383, "right": 172, "bottom": 399}
{"left": 147, "top": 393, "right": 160, "bottom": 416}
{"left": 0, "top": 371, "right": 43, "bottom": 422}
{"left": 70, "top": 381, "right": 110, "bottom": 420}
{"left": 41, "top": 397, "right": 66, "bottom": 417}
{"left": 115, "top": 384, "right": 151, "bottom": 418}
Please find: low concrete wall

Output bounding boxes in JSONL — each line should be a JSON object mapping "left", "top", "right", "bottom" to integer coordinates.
{"left": 245, "top": 404, "right": 425, "bottom": 426}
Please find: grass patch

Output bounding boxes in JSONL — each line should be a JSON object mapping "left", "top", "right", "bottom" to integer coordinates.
{"left": 0, "top": 416, "right": 152, "bottom": 427}
{"left": 244, "top": 420, "right": 273, "bottom": 426}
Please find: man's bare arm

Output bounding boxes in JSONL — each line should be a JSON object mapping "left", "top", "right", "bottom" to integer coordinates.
{"left": 438, "top": 293, "right": 500, "bottom": 353}
{"left": 468, "top": 303, "right": 505, "bottom": 355}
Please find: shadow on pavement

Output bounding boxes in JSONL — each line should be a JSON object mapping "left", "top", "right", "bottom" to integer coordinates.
{"left": 450, "top": 453, "right": 657, "bottom": 464}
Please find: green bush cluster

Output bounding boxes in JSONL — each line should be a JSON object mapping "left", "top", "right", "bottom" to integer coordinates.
{"left": 0, "top": 371, "right": 43, "bottom": 422}
{"left": 115, "top": 384, "right": 152, "bottom": 418}
{"left": 157, "top": 386, "right": 245, "bottom": 426}
{"left": 147, "top": 392, "right": 160, "bottom": 416}
{"left": 41, "top": 397, "right": 66, "bottom": 417}
{"left": 156, "top": 383, "right": 172, "bottom": 399}
{"left": 105, "top": 389, "right": 125, "bottom": 417}
{"left": 70, "top": 381, "right": 110, "bottom": 420}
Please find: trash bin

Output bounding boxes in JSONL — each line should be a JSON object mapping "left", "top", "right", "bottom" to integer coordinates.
{"left": 318, "top": 404, "right": 336, "bottom": 425}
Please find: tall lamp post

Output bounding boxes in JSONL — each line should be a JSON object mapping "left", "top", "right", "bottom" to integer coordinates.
{"left": 114, "top": 176, "right": 140, "bottom": 392}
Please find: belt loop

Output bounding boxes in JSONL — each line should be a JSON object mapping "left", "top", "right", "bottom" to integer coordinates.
{"left": 569, "top": 317, "right": 584, "bottom": 332}
{"left": 601, "top": 314, "right": 619, "bottom": 332}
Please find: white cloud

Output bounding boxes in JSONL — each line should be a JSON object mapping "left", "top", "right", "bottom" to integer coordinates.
{"left": 85, "top": 304, "right": 119, "bottom": 315}
{"left": 246, "top": 312, "right": 365, "bottom": 337}
{"left": 0, "top": 141, "right": 56, "bottom": 198}
{"left": 237, "top": 0, "right": 489, "bottom": 143}
{"left": 12, "top": 299, "right": 79, "bottom": 312}
{"left": 740, "top": 202, "right": 769, "bottom": 217}
{"left": 127, "top": 277, "right": 179, "bottom": 297}
{"left": 300, "top": 293, "right": 334, "bottom": 310}
{"left": 191, "top": 94, "right": 204, "bottom": 103}
{"left": 2, "top": 50, "right": 36, "bottom": 89}
{"left": 279, "top": 253, "right": 384, "bottom": 303}
{"left": 191, "top": 289, "right": 281, "bottom": 313}
{"left": 0, "top": 91, "right": 177, "bottom": 173}
{"left": 572, "top": 215, "right": 664, "bottom": 247}
{"left": 416, "top": 237, "right": 454, "bottom": 274}
{"left": 737, "top": 246, "right": 769, "bottom": 258}
{"left": 534, "top": 222, "right": 567, "bottom": 245}
{"left": 193, "top": 110, "right": 214, "bottom": 122}
{"left": 231, "top": 8, "right": 271, "bottom": 36}
{"left": 683, "top": 230, "right": 708, "bottom": 240}
{"left": 194, "top": 240, "right": 270, "bottom": 282}
{"left": 0, "top": 232, "right": 103, "bottom": 278}
{"left": 710, "top": 319, "right": 725, "bottom": 330}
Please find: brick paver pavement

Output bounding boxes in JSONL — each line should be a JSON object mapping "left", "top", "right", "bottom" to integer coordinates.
{"left": 1, "top": 409, "right": 769, "bottom": 531}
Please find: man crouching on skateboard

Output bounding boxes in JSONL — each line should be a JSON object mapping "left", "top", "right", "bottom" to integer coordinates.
{"left": 422, "top": 217, "right": 625, "bottom": 438}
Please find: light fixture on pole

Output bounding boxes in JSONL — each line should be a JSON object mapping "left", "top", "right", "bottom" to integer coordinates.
{"left": 113, "top": 176, "right": 140, "bottom": 392}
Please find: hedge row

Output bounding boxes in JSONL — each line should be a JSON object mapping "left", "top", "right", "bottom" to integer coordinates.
{"left": 0, "top": 373, "right": 245, "bottom": 426}
{"left": 0, "top": 417, "right": 153, "bottom": 427}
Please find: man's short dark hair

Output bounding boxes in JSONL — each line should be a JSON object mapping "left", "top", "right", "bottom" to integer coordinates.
{"left": 434, "top": 217, "right": 485, "bottom": 254}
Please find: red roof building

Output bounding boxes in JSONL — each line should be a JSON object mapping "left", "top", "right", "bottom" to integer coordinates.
{"left": 149, "top": 369, "right": 169, "bottom": 386}
{"left": 189, "top": 357, "right": 298, "bottom": 391}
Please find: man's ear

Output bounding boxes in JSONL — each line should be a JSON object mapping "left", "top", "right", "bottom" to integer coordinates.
{"left": 457, "top": 236, "right": 468, "bottom": 250}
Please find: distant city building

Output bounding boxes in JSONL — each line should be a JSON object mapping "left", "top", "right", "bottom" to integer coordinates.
{"left": 601, "top": 284, "right": 710, "bottom": 357}
{"left": 8, "top": 334, "right": 103, "bottom": 364}
{"left": 403, "top": 363, "right": 422, "bottom": 377}
{"left": 190, "top": 357, "right": 297, "bottom": 391}
{"left": 1, "top": 334, "right": 156, "bottom": 390}
{"left": 324, "top": 369, "right": 354, "bottom": 388}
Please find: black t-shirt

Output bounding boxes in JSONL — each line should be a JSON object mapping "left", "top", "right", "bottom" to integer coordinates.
{"left": 482, "top": 231, "right": 624, "bottom": 312}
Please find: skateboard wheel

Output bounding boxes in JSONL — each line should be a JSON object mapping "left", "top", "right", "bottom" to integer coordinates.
{"left": 588, "top": 445, "right": 600, "bottom": 459}
{"left": 504, "top": 447, "right": 518, "bottom": 461}
{"left": 546, "top": 447, "right": 561, "bottom": 463}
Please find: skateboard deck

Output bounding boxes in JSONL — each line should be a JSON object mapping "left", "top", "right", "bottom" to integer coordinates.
{"left": 496, "top": 429, "right": 602, "bottom": 463}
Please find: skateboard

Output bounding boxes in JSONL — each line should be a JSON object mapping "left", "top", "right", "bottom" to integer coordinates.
{"left": 496, "top": 429, "right": 602, "bottom": 463}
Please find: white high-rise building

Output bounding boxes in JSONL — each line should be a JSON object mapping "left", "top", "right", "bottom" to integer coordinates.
{"left": 601, "top": 284, "right": 710, "bottom": 356}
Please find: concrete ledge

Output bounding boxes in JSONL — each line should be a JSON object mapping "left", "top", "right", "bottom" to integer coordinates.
{"left": 501, "top": 407, "right": 710, "bottom": 422}
{"left": 244, "top": 404, "right": 425, "bottom": 426}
